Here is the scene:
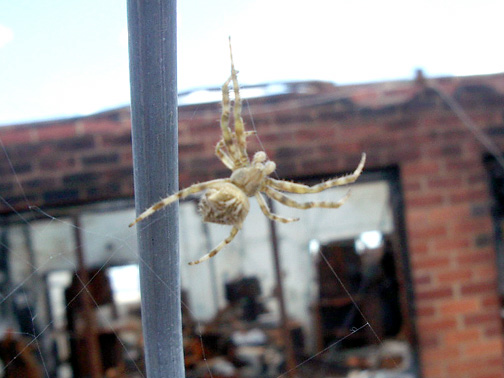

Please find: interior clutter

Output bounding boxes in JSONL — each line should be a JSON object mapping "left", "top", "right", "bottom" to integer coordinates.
{"left": 1, "top": 228, "right": 415, "bottom": 377}
{"left": 181, "top": 236, "right": 415, "bottom": 378}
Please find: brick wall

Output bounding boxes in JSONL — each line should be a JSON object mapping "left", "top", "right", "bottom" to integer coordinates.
{"left": 1, "top": 74, "right": 504, "bottom": 377}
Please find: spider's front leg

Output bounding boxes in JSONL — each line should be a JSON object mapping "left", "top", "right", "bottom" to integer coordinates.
{"left": 215, "top": 130, "right": 256, "bottom": 170}
{"left": 220, "top": 74, "right": 238, "bottom": 163}
{"left": 188, "top": 226, "right": 239, "bottom": 265}
{"left": 263, "top": 186, "right": 351, "bottom": 210}
{"left": 228, "top": 38, "right": 248, "bottom": 165}
{"left": 129, "top": 179, "right": 231, "bottom": 227}
{"left": 255, "top": 193, "right": 299, "bottom": 223}
{"left": 265, "top": 153, "right": 366, "bottom": 194}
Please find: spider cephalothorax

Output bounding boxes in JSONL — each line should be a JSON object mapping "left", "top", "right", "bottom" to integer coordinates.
{"left": 130, "top": 39, "right": 366, "bottom": 265}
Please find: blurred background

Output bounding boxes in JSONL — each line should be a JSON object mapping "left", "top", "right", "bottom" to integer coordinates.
{"left": 0, "top": 1, "right": 504, "bottom": 378}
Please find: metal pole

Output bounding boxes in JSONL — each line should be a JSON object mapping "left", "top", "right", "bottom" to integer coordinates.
{"left": 127, "top": 1, "right": 184, "bottom": 377}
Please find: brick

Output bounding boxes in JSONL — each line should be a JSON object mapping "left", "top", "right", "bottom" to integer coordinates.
{"left": 55, "top": 135, "right": 95, "bottom": 151}
{"left": 440, "top": 298, "right": 481, "bottom": 316}
{"left": 436, "top": 269, "right": 473, "bottom": 284}
{"left": 428, "top": 204, "right": 470, "bottom": 224}
{"left": 87, "top": 183, "right": 122, "bottom": 199}
{"left": 38, "top": 157, "right": 76, "bottom": 171}
{"left": 121, "top": 150, "right": 133, "bottom": 163}
{"left": 483, "top": 324, "right": 501, "bottom": 338}
{"left": 445, "top": 158, "right": 483, "bottom": 171}
{"left": 472, "top": 265, "right": 498, "bottom": 281}
{"left": 444, "top": 329, "right": 481, "bottom": 346}
{"left": 464, "top": 339, "right": 503, "bottom": 357}
{"left": 416, "top": 305, "right": 436, "bottom": 317}
{"left": 179, "top": 142, "right": 206, "bottom": 155}
{"left": 102, "top": 167, "right": 134, "bottom": 182}
{"left": 0, "top": 127, "right": 34, "bottom": 144}
{"left": 294, "top": 127, "right": 336, "bottom": 141}
{"left": 36, "top": 122, "right": 76, "bottom": 141}
{"left": 427, "top": 176, "right": 464, "bottom": 189}
{"left": 452, "top": 218, "right": 492, "bottom": 234}
{"left": 410, "top": 240, "right": 429, "bottom": 255}
{"left": 410, "top": 224, "right": 448, "bottom": 239}
{"left": 421, "top": 365, "right": 444, "bottom": 377}
{"left": 403, "top": 161, "right": 440, "bottom": 176}
{"left": 433, "top": 237, "right": 471, "bottom": 252}
{"left": 482, "top": 295, "right": 500, "bottom": 308}
{"left": 418, "top": 316, "right": 457, "bottom": 332}
{"left": 450, "top": 188, "right": 489, "bottom": 204}
{"left": 403, "top": 179, "right": 422, "bottom": 192}
{"left": 413, "top": 256, "right": 451, "bottom": 270}
{"left": 406, "top": 208, "right": 429, "bottom": 226}
{"left": 80, "top": 117, "right": 124, "bottom": 133}
{"left": 422, "top": 346, "right": 460, "bottom": 362}
{"left": 101, "top": 133, "right": 132, "bottom": 147}
{"left": 474, "top": 373, "right": 504, "bottom": 378}
{"left": 414, "top": 274, "right": 432, "bottom": 286}
{"left": 82, "top": 153, "right": 119, "bottom": 166}
{"left": 407, "top": 193, "right": 444, "bottom": 207}
{"left": 63, "top": 172, "right": 100, "bottom": 186}
{"left": 21, "top": 178, "right": 57, "bottom": 190}
{"left": 384, "top": 146, "right": 421, "bottom": 162}
{"left": 447, "top": 357, "right": 502, "bottom": 376}
{"left": 418, "top": 334, "right": 439, "bottom": 347}
{"left": 416, "top": 287, "right": 454, "bottom": 301}
{"left": 457, "top": 250, "right": 494, "bottom": 266}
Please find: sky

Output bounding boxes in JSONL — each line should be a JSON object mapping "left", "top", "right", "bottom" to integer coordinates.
{"left": 0, "top": 0, "right": 503, "bottom": 126}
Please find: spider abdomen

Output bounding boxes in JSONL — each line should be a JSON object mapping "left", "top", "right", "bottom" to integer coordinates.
{"left": 198, "top": 183, "right": 250, "bottom": 229}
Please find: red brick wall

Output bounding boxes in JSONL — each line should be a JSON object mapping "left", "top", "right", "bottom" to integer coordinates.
{"left": 1, "top": 77, "right": 504, "bottom": 377}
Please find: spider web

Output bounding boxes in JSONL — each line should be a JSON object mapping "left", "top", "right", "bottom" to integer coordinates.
{"left": 0, "top": 106, "right": 411, "bottom": 378}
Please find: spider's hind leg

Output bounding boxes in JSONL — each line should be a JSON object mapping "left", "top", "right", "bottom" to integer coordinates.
{"left": 188, "top": 226, "right": 239, "bottom": 265}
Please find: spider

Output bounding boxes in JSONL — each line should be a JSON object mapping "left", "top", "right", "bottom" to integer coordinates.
{"left": 130, "top": 39, "right": 366, "bottom": 265}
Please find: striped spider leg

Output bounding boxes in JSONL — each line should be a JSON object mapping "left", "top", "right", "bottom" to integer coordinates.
{"left": 264, "top": 152, "right": 366, "bottom": 196}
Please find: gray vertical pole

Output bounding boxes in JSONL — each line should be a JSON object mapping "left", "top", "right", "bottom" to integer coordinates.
{"left": 127, "top": 1, "right": 184, "bottom": 377}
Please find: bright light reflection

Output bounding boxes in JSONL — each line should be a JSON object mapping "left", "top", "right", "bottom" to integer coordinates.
{"left": 355, "top": 231, "right": 383, "bottom": 254}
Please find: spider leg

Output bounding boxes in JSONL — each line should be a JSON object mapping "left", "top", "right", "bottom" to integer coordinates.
{"left": 228, "top": 37, "right": 248, "bottom": 165}
{"left": 255, "top": 193, "right": 299, "bottom": 223}
{"left": 215, "top": 140, "right": 235, "bottom": 170}
{"left": 221, "top": 74, "right": 239, "bottom": 165}
{"left": 129, "top": 179, "right": 231, "bottom": 227}
{"left": 188, "top": 226, "right": 239, "bottom": 265}
{"left": 263, "top": 186, "right": 351, "bottom": 210}
{"left": 265, "top": 153, "right": 366, "bottom": 193}
{"left": 215, "top": 131, "right": 256, "bottom": 170}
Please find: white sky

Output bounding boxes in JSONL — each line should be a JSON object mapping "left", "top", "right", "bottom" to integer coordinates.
{"left": 0, "top": 0, "right": 502, "bottom": 125}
